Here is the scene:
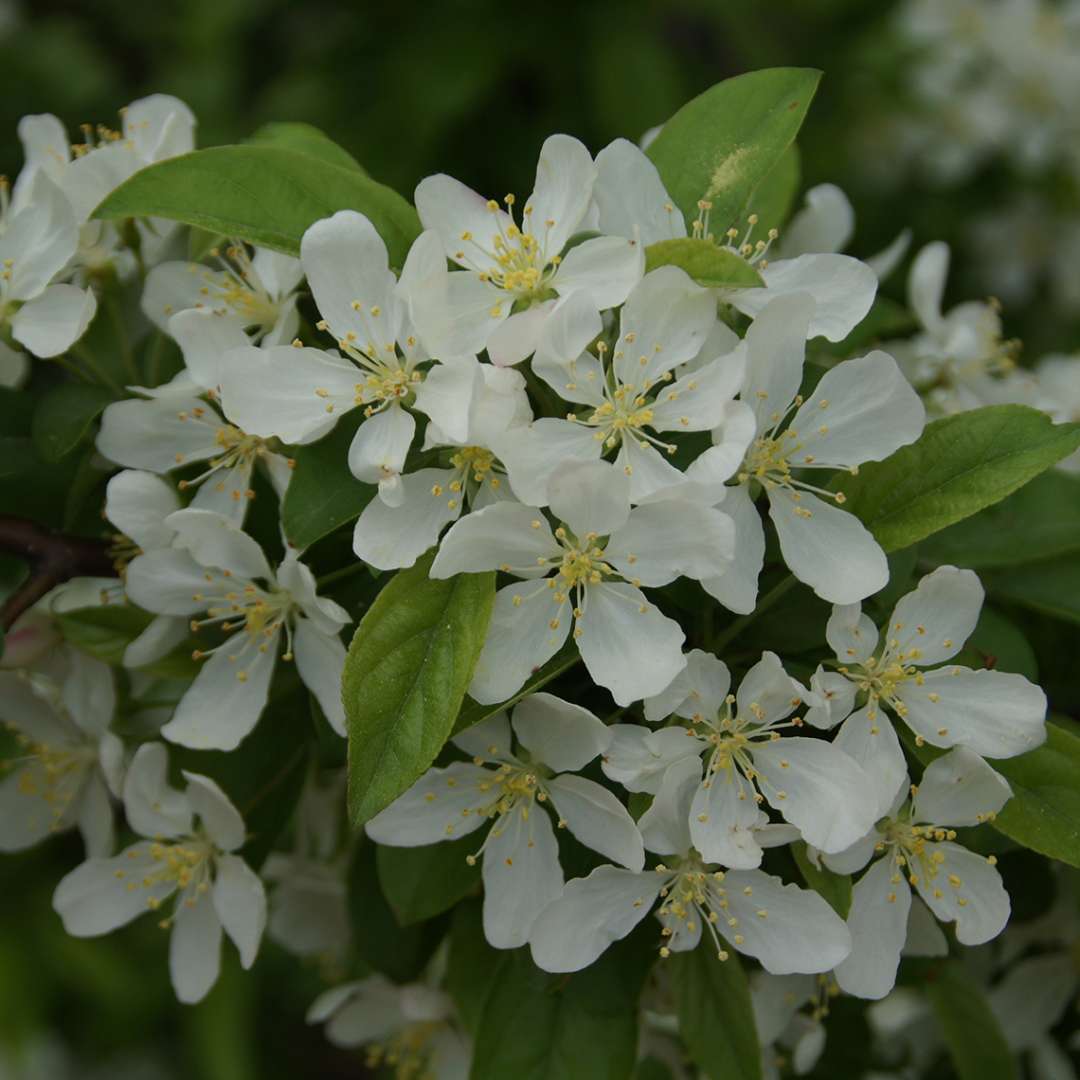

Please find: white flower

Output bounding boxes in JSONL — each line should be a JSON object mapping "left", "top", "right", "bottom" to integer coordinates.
{"left": 589, "top": 138, "right": 877, "bottom": 342}
{"left": 352, "top": 357, "right": 531, "bottom": 569}
{"left": 826, "top": 747, "right": 1013, "bottom": 1000}
{"left": 0, "top": 646, "right": 122, "bottom": 856}
{"left": 124, "top": 508, "right": 350, "bottom": 750}
{"left": 218, "top": 210, "right": 474, "bottom": 504}
{"left": 705, "top": 294, "right": 925, "bottom": 609}
{"left": 752, "top": 973, "right": 830, "bottom": 1079}
{"left": 52, "top": 743, "right": 266, "bottom": 1005}
{"left": 511, "top": 268, "right": 753, "bottom": 503}
{"left": 606, "top": 651, "right": 879, "bottom": 864}
{"left": 366, "top": 695, "right": 644, "bottom": 949}
{"left": 307, "top": 975, "right": 471, "bottom": 1077}
{"left": 405, "top": 134, "right": 643, "bottom": 365}
{"left": 815, "top": 565, "right": 1046, "bottom": 812}
{"left": 430, "top": 458, "right": 735, "bottom": 704}
{"left": 528, "top": 753, "right": 851, "bottom": 975}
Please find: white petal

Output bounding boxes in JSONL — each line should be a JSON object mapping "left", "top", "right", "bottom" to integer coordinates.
{"left": 751, "top": 738, "right": 880, "bottom": 854}
{"left": 820, "top": 829, "right": 881, "bottom": 876}
{"left": 577, "top": 582, "right": 686, "bottom": 706}
{"left": 347, "top": 406, "right": 414, "bottom": 487}
{"left": 510, "top": 693, "right": 609, "bottom": 771}
{"left": 96, "top": 395, "right": 220, "bottom": 473}
{"left": 124, "top": 547, "right": 214, "bottom": 616}
{"left": 546, "top": 774, "right": 644, "bottom": 870}
{"left": 17, "top": 113, "right": 70, "bottom": 181}
{"left": 415, "top": 174, "right": 508, "bottom": 269}
{"left": 912, "top": 746, "right": 1012, "bottom": 827}
{"left": 700, "top": 482, "right": 766, "bottom": 614}
{"left": 895, "top": 666, "right": 1046, "bottom": 758}
{"left": 638, "top": 754, "right": 700, "bottom": 856}
{"left": 0, "top": 765, "right": 70, "bottom": 851}
{"left": 188, "top": 456, "right": 255, "bottom": 525}
{"left": 104, "top": 470, "right": 180, "bottom": 550}
{"left": 168, "top": 307, "right": 250, "bottom": 391}
{"left": 547, "top": 459, "right": 630, "bottom": 538}
{"left": 825, "top": 603, "right": 879, "bottom": 665}
{"left": 528, "top": 865, "right": 663, "bottom": 973}
{"left": 169, "top": 893, "right": 223, "bottom": 1004}
{"left": 780, "top": 184, "right": 854, "bottom": 257}
{"left": 365, "top": 762, "right": 492, "bottom": 845}
{"left": 213, "top": 853, "right": 266, "bottom": 966}
{"left": 649, "top": 350, "right": 747, "bottom": 433}
{"left": 913, "top": 842, "right": 1009, "bottom": 945}
{"left": 486, "top": 301, "right": 555, "bottom": 367}
{"left": 606, "top": 501, "right": 733, "bottom": 586}
{"left": 429, "top": 502, "right": 559, "bottom": 577}
{"left": 61, "top": 649, "right": 116, "bottom": 736}
{"left": 834, "top": 857, "right": 911, "bottom": 999}
{"left": 593, "top": 138, "right": 686, "bottom": 244}
{"left": 690, "top": 767, "right": 765, "bottom": 869}
{"left": 142, "top": 262, "right": 227, "bottom": 329}
{"left": 251, "top": 246, "right": 303, "bottom": 299}
{"left": 787, "top": 351, "right": 925, "bottom": 469}
{"left": 526, "top": 134, "right": 595, "bottom": 256}
{"left": 183, "top": 771, "right": 246, "bottom": 851}
{"left": 165, "top": 507, "right": 272, "bottom": 580}
{"left": 75, "top": 771, "right": 115, "bottom": 858}
{"left": 600, "top": 724, "right": 703, "bottom": 794}
{"left": 886, "top": 565, "right": 983, "bottom": 667}
{"left": 990, "top": 954, "right": 1079, "bottom": 1052}
{"left": 293, "top": 621, "right": 347, "bottom": 737}
{"left": 494, "top": 418, "right": 601, "bottom": 507}
{"left": 552, "top": 234, "right": 644, "bottom": 310}
{"left": 408, "top": 264, "right": 506, "bottom": 360}
{"left": 833, "top": 708, "right": 908, "bottom": 819}
{"left": 739, "top": 294, "right": 815, "bottom": 431}
{"left": 736, "top": 651, "right": 802, "bottom": 727}
{"left": 482, "top": 805, "right": 563, "bottom": 948}
{"left": 451, "top": 713, "right": 512, "bottom": 761}
{"left": 767, "top": 488, "right": 888, "bottom": 604}
{"left": 11, "top": 283, "right": 97, "bottom": 358}
{"left": 0, "top": 179, "right": 76, "bottom": 298}
{"left": 124, "top": 93, "right": 195, "bottom": 160}
{"left": 645, "top": 649, "right": 731, "bottom": 723}
{"left": 122, "top": 742, "right": 193, "bottom": 837}
{"left": 161, "top": 637, "right": 277, "bottom": 751}
{"left": 317, "top": 979, "right": 406, "bottom": 1047}
{"left": 0, "top": 340, "right": 28, "bottom": 389}
{"left": 908, "top": 242, "right": 948, "bottom": 332}
{"left": 803, "top": 667, "right": 858, "bottom": 730}
{"left": 616, "top": 438, "right": 688, "bottom": 503}
{"left": 413, "top": 358, "right": 480, "bottom": 443}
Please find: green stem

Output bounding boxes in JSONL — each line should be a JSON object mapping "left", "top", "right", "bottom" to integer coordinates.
{"left": 51, "top": 354, "right": 94, "bottom": 384}
{"left": 316, "top": 561, "right": 369, "bottom": 589}
{"left": 711, "top": 573, "right": 797, "bottom": 653}
{"left": 105, "top": 291, "right": 139, "bottom": 384}
{"left": 72, "top": 344, "right": 124, "bottom": 395}
{"left": 145, "top": 330, "right": 165, "bottom": 388}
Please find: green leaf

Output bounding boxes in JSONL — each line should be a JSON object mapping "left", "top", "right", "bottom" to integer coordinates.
{"left": 670, "top": 947, "right": 761, "bottom": 1080}
{"left": 93, "top": 145, "right": 421, "bottom": 266}
{"left": 836, "top": 407, "right": 1080, "bottom": 553}
{"left": 453, "top": 644, "right": 580, "bottom": 735}
{"left": 376, "top": 835, "right": 480, "bottom": 925}
{"left": 31, "top": 383, "right": 114, "bottom": 463}
{"left": 56, "top": 605, "right": 153, "bottom": 665}
{"left": 986, "top": 554, "right": 1080, "bottom": 626}
{"left": 739, "top": 143, "right": 800, "bottom": 235}
{"left": 647, "top": 68, "right": 821, "bottom": 232}
{"left": 791, "top": 840, "right": 852, "bottom": 917}
{"left": 921, "top": 470, "right": 1080, "bottom": 569}
{"left": 344, "top": 552, "right": 494, "bottom": 827}
{"left": 281, "top": 414, "right": 375, "bottom": 550}
{"left": 469, "top": 934, "right": 654, "bottom": 1080}
{"left": 644, "top": 238, "right": 763, "bottom": 289}
{"left": 923, "top": 961, "right": 1016, "bottom": 1080}
{"left": 446, "top": 900, "right": 495, "bottom": 1036}
{"left": 247, "top": 121, "right": 366, "bottom": 173}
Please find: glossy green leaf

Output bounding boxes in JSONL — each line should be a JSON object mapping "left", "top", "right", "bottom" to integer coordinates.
{"left": 739, "top": 142, "right": 800, "bottom": 235}
{"left": 792, "top": 841, "right": 852, "bottom": 918}
{"left": 985, "top": 554, "right": 1080, "bottom": 627}
{"left": 644, "top": 238, "right": 763, "bottom": 289}
{"left": 647, "top": 67, "right": 821, "bottom": 232}
{"left": 923, "top": 961, "right": 1016, "bottom": 1080}
{"left": 670, "top": 947, "right": 761, "bottom": 1080}
{"left": 247, "top": 121, "right": 366, "bottom": 173}
{"left": 31, "top": 383, "right": 114, "bottom": 463}
{"left": 376, "top": 835, "right": 480, "bottom": 925}
{"left": 344, "top": 552, "right": 494, "bottom": 827}
{"left": 93, "top": 145, "right": 421, "bottom": 265}
{"left": 281, "top": 414, "right": 374, "bottom": 550}
{"left": 836, "top": 407, "right": 1080, "bottom": 553}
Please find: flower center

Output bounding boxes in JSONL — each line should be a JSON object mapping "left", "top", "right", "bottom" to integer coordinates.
{"left": 190, "top": 581, "right": 296, "bottom": 675}
{"left": 655, "top": 855, "right": 737, "bottom": 961}
{"left": 5, "top": 735, "right": 93, "bottom": 823}
{"left": 882, "top": 819, "right": 956, "bottom": 890}
{"left": 203, "top": 243, "right": 280, "bottom": 332}
{"left": 365, "top": 1021, "right": 444, "bottom": 1080}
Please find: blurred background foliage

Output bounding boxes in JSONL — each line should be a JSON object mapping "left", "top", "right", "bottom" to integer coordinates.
{"left": 2, "top": 0, "right": 1078, "bottom": 1076}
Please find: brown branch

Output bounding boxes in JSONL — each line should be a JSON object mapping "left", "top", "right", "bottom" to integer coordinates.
{"left": 0, "top": 515, "right": 115, "bottom": 631}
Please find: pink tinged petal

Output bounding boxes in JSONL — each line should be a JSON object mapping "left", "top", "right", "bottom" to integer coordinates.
{"left": 494, "top": 418, "right": 602, "bottom": 506}
{"left": 734, "top": 254, "right": 878, "bottom": 343}
{"left": 122, "top": 742, "right": 193, "bottom": 838}
{"left": 788, "top": 351, "right": 925, "bottom": 469}
{"left": 606, "top": 501, "right": 734, "bottom": 586}
{"left": 545, "top": 774, "right": 645, "bottom": 871}
{"left": 720, "top": 869, "right": 852, "bottom": 975}
{"left": 528, "top": 865, "right": 664, "bottom": 973}
{"left": 510, "top": 693, "right": 609, "bottom": 771}
{"left": 547, "top": 458, "right": 630, "bottom": 538}
{"left": 364, "top": 762, "right": 493, "bottom": 846}
{"left": 165, "top": 507, "right": 272, "bottom": 580}
{"left": 600, "top": 724, "right": 704, "bottom": 794}
{"left": 183, "top": 772, "right": 246, "bottom": 851}
{"left": 912, "top": 747, "right": 1012, "bottom": 827}
{"left": 649, "top": 351, "right": 747, "bottom": 433}
{"left": 96, "top": 395, "right": 221, "bottom": 473}
{"left": 908, "top": 242, "right": 949, "bottom": 332}
{"left": 168, "top": 307, "right": 251, "bottom": 391}
{"left": 161, "top": 634, "right": 277, "bottom": 751}
{"left": 779, "top": 183, "right": 854, "bottom": 257}
{"left": 481, "top": 804, "right": 563, "bottom": 949}
{"left": 614, "top": 266, "right": 715, "bottom": 387}
{"left": 353, "top": 467, "right": 460, "bottom": 571}
{"left": 53, "top": 844, "right": 176, "bottom": 936}
{"left": 825, "top": 602, "right": 880, "bottom": 665}
{"left": 213, "top": 853, "right": 266, "bottom": 966}
{"left": 894, "top": 666, "right": 1047, "bottom": 758}
{"left": 552, "top": 234, "right": 644, "bottom": 310}
{"left": 834, "top": 708, "right": 908, "bottom": 819}
{"left": 738, "top": 293, "right": 815, "bottom": 431}
{"left": 638, "top": 754, "right": 700, "bottom": 856}
{"left": 293, "top": 620, "right": 347, "bottom": 737}
{"left": 169, "top": 891, "right": 223, "bottom": 1004}
{"left": 429, "top": 502, "right": 560, "bottom": 578}
{"left": 886, "top": 566, "right": 983, "bottom": 667}
{"left": 914, "top": 842, "right": 1010, "bottom": 945}
{"left": 751, "top": 738, "right": 880, "bottom": 854}
{"left": 577, "top": 582, "right": 686, "bottom": 706}
{"left": 104, "top": 470, "right": 180, "bottom": 550}
{"left": 347, "top": 405, "right": 414, "bottom": 490}
{"left": 467, "top": 582, "right": 571, "bottom": 705}
{"left": 690, "top": 767, "right": 765, "bottom": 869}
{"left": 526, "top": 133, "right": 596, "bottom": 257}
{"left": 124, "top": 547, "right": 215, "bottom": 616}
{"left": 834, "top": 856, "right": 911, "bottom": 1000}
{"left": 11, "top": 283, "right": 97, "bottom": 358}
{"left": 486, "top": 301, "right": 556, "bottom": 367}
{"left": 700, "top": 483, "right": 766, "bottom": 615}
{"left": 412, "top": 358, "right": 480, "bottom": 442}
{"left": 767, "top": 488, "right": 888, "bottom": 604}
{"left": 593, "top": 138, "right": 686, "bottom": 244}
